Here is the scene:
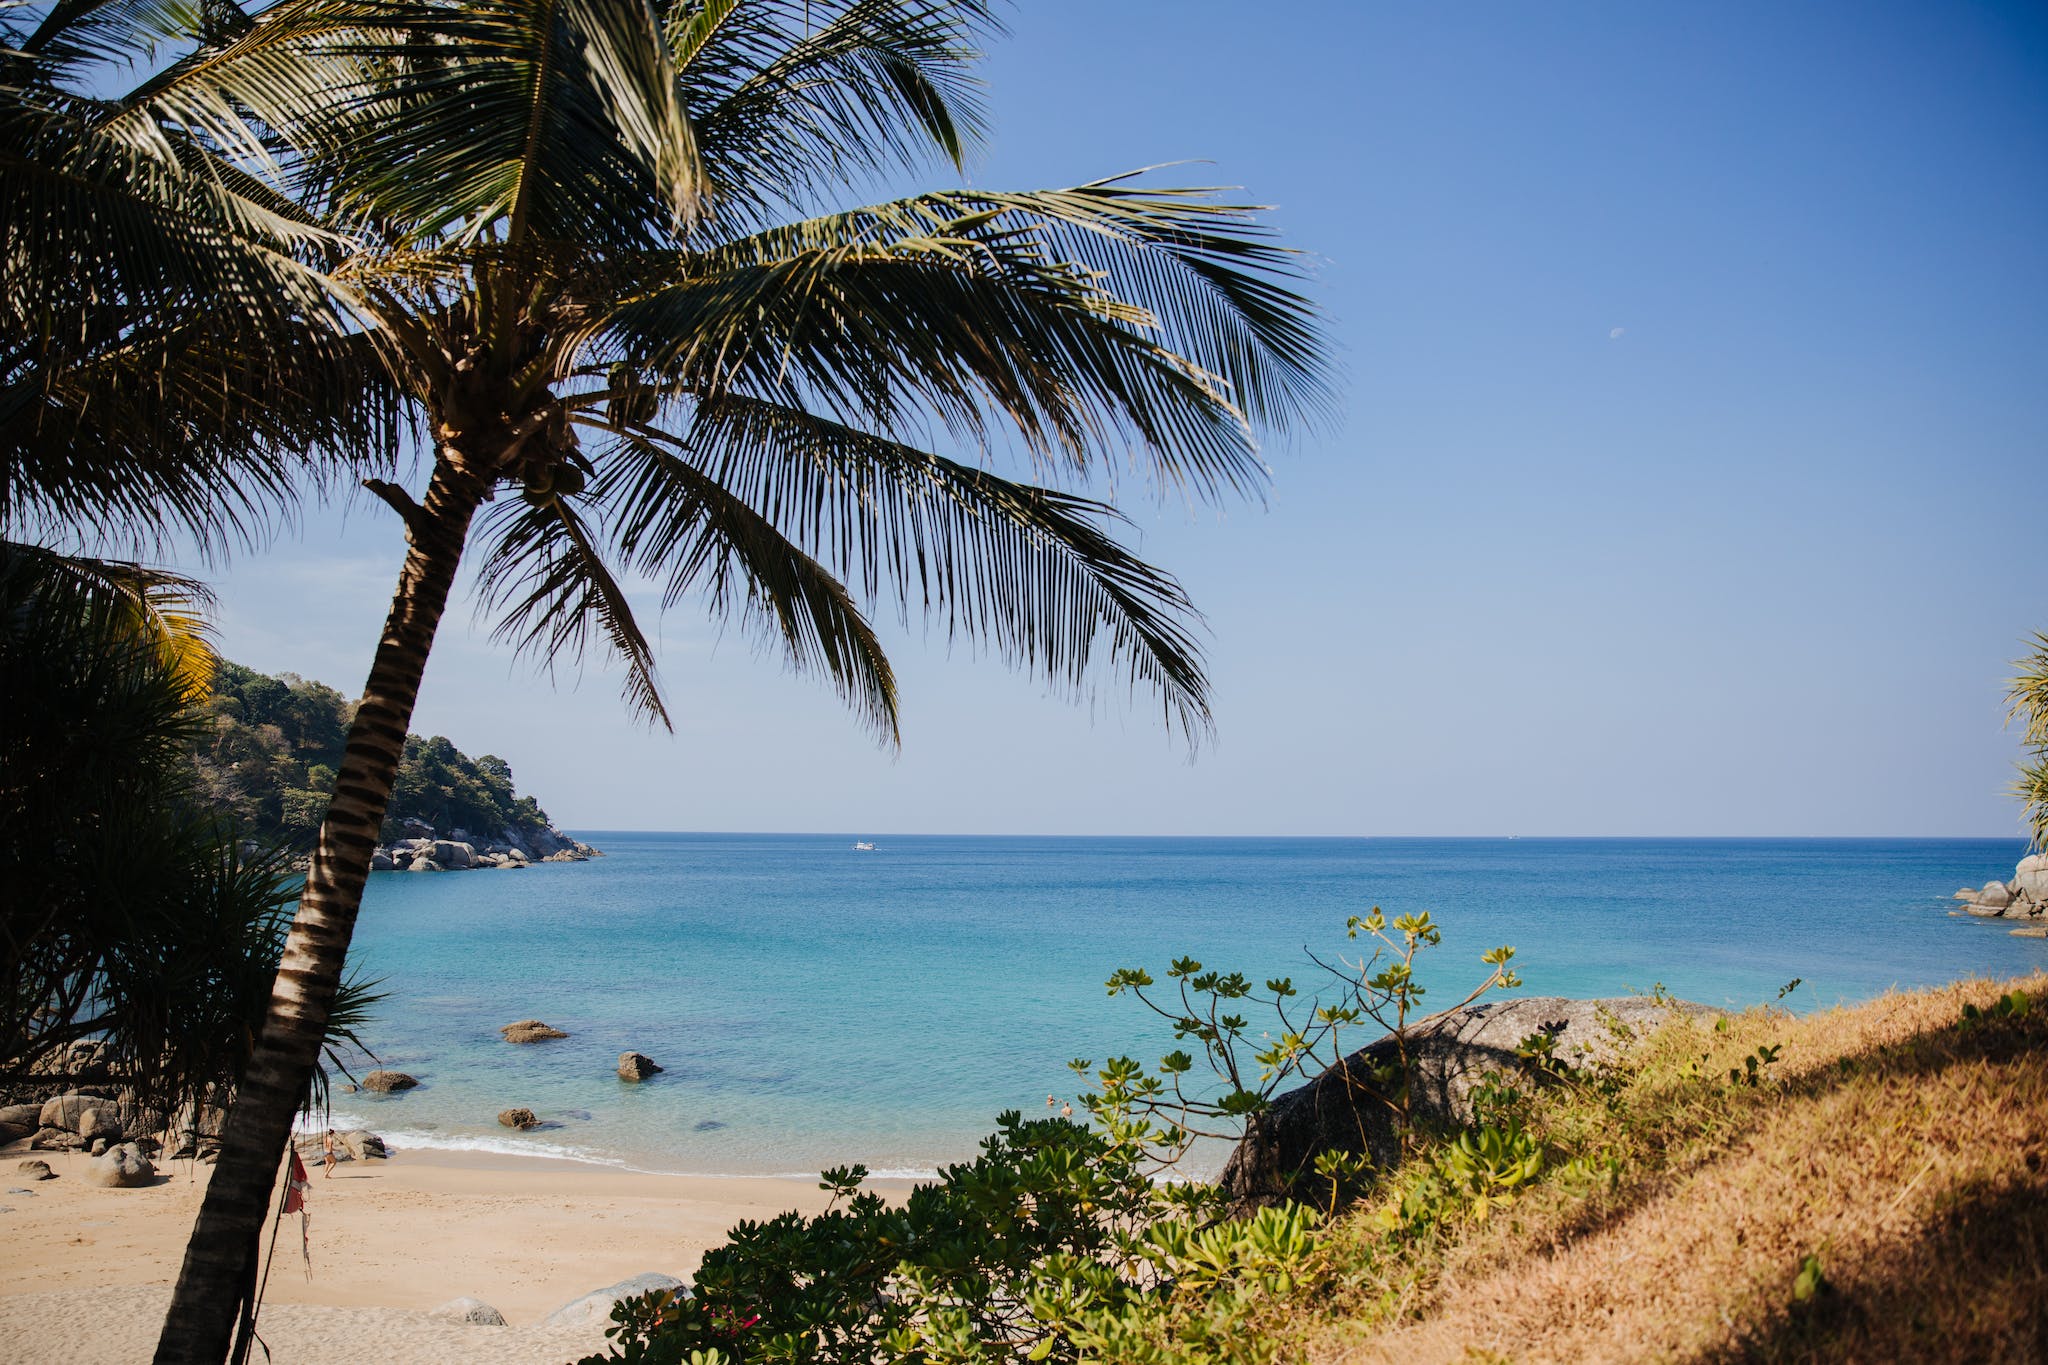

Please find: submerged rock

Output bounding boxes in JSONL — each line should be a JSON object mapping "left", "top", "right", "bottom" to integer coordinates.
{"left": 542, "top": 1273, "right": 688, "bottom": 1331}
{"left": 501, "top": 1020, "right": 569, "bottom": 1044}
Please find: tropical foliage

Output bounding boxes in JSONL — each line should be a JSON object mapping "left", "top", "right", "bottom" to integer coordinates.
{"left": 581, "top": 920, "right": 1520, "bottom": 1365}
{"left": 0, "top": 545, "right": 374, "bottom": 1118}
{"left": 4, "top": 3, "right": 1329, "bottom": 1357}
{"left": 2009, "top": 632, "right": 2048, "bottom": 850}
{"left": 192, "top": 662, "right": 553, "bottom": 847}
{"left": 0, "top": 0, "right": 398, "bottom": 556}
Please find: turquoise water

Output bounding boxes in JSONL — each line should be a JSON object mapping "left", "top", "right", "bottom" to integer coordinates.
{"left": 328, "top": 835, "right": 2042, "bottom": 1177}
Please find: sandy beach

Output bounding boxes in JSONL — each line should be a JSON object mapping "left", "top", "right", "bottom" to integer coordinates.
{"left": 0, "top": 1142, "right": 898, "bottom": 1364}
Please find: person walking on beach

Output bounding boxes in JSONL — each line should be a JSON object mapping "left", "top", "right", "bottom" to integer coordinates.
{"left": 322, "top": 1129, "right": 338, "bottom": 1178}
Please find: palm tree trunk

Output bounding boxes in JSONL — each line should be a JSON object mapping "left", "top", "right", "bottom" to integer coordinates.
{"left": 153, "top": 460, "right": 487, "bottom": 1364}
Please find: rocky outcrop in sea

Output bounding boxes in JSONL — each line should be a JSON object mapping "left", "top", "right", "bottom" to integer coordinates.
{"left": 1955, "top": 852, "right": 2048, "bottom": 937}
{"left": 369, "top": 818, "right": 601, "bottom": 874}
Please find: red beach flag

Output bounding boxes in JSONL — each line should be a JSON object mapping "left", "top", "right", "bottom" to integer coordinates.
{"left": 282, "top": 1151, "right": 310, "bottom": 1213}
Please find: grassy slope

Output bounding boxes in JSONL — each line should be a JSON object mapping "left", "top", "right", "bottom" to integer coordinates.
{"left": 1289, "top": 972, "right": 2048, "bottom": 1364}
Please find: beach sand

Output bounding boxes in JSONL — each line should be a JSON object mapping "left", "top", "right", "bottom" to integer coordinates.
{"left": 0, "top": 1142, "right": 897, "bottom": 1364}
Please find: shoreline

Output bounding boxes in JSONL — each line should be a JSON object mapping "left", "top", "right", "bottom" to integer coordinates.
{"left": 0, "top": 1140, "right": 910, "bottom": 1362}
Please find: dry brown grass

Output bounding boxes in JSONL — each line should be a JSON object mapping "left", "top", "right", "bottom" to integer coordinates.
{"left": 1291, "top": 973, "right": 2048, "bottom": 1365}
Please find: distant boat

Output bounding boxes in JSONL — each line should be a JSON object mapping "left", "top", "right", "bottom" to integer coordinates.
{"left": 852, "top": 841, "right": 877, "bottom": 851}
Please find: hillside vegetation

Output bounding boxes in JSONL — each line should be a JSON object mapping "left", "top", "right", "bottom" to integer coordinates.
{"left": 1286, "top": 973, "right": 2048, "bottom": 1364}
{"left": 577, "top": 937, "right": 2048, "bottom": 1365}
{"left": 188, "top": 662, "right": 556, "bottom": 850}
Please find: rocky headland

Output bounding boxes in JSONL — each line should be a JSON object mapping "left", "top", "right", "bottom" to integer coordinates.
{"left": 1954, "top": 851, "right": 2048, "bottom": 937}
{"left": 370, "top": 817, "right": 601, "bottom": 874}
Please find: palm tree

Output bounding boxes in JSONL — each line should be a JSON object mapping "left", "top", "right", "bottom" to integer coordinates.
{"left": 136, "top": 5, "right": 1330, "bottom": 1358}
{"left": 1, "top": 0, "right": 401, "bottom": 558}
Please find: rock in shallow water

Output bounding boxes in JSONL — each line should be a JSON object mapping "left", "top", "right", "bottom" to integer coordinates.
{"left": 501, "top": 1019, "right": 569, "bottom": 1044}
{"left": 497, "top": 1108, "right": 540, "bottom": 1130}
{"left": 542, "top": 1273, "right": 688, "bottom": 1331}
{"left": 360, "top": 1070, "right": 418, "bottom": 1092}
{"left": 617, "top": 1051, "right": 663, "bottom": 1082}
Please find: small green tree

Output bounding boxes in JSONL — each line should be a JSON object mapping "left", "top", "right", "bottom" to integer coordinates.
{"left": 583, "top": 919, "right": 1520, "bottom": 1365}
{"left": 2010, "top": 632, "right": 2048, "bottom": 850}
{"left": 0, "top": 545, "right": 375, "bottom": 1121}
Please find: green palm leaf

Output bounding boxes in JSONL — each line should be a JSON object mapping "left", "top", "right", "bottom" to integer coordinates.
{"left": 670, "top": 393, "right": 1213, "bottom": 737}
{"left": 589, "top": 421, "right": 901, "bottom": 738}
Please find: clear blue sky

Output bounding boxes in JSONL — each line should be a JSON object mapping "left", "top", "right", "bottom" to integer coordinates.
{"left": 194, "top": 0, "right": 2048, "bottom": 837}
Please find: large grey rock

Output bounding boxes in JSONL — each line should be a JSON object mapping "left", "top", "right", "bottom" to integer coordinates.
{"left": 406, "top": 858, "right": 442, "bottom": 873}
{"left": 0, "top": 1103, "right": 37, "bottom": 1144}
{"left": 1975, "top": 880, "right": 2013, "bottom": 910}
{"left": 341, "top": 1130, "right": 387, "bottom": 1160}
{"left": 295, "top": 1133, "right": 350, "bottom": 1163}
{"left": 429, "top": 1296, "right": 507, "bottom": 1326}
{"left": 85, "top": 1142, "right": 155, "bottom": 1188}
{"left": 370, "top": 850, "right": 396, "bottom": 872}
{"left": 501, "top": 1020, "right": 568, "bottom": 1044}
{"left": 75, "top": 1107, "right": 122, "bottom": 1144}
{"left": 2014, "top": 855, "right": 2048, "bottom": 904}
{"left": 39, "top": 1092, "right": 96, "bottom": 1132}
{"left": 360, "top": 1070, "right": 418, "bottom": 1093}
{"left": 541, "top": 1273, "right": 688, "bottom": 1331}
{"left": 1219, "top": 995, "right": 1709, "bottom": 1213}
{"left": 617, "top": 1052, "right": 663, "bottom": 1082}
{"left": 432, "top": 840, "right": 476, "bottom": 870}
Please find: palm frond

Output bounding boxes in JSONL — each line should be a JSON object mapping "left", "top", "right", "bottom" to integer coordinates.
{"left": 672, "top": 0, "right": 995, "bottom": 223}
{"left": 598, "top": 178, "right": 1327, "bottom": 498}
{"left": 588, "top": 421, "right": 901, "bottom": 741}
{"left": 472, "top": 488, "right": 675, "bottom": 729}
{"left": 2008, "top": 632, "right": 2048, "bottom": 748}
{"left": 271, "top": 0, "right": 705, "bottom": 248}
{"left": 669, "top": 394, "right": 1213, "bottom": 738}
{"left": 0, "top": 541, "right": 221, "bottom": 702}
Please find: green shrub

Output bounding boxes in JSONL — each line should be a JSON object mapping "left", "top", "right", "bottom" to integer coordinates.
{"left": 584, "top": 915, "right": 1524, "bottom": 1364}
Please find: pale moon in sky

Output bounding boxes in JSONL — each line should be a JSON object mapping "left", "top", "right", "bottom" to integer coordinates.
{"left": 1609, "top": 326, "right": 1626, "bottom": 339}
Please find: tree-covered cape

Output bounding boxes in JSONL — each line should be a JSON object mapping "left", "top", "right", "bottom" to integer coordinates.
{"left": 192, "top": 662, "right": 558, "bottom": 849}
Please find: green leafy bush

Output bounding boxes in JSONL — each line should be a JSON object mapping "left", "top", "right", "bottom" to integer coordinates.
{"left": 584, "top": 916, "right": 1524, "bottom": 1364}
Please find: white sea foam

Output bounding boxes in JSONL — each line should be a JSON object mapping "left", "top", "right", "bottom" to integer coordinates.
{"left": 294, "top": 1110, "right": 940, "bottom": 1180}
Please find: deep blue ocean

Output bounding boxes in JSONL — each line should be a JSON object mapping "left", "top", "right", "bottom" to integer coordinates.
{"left": 326, "top": 834, "right": 2042, "bottom": 1178}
